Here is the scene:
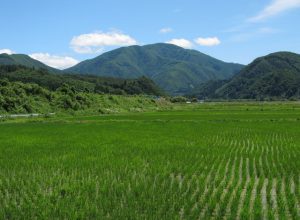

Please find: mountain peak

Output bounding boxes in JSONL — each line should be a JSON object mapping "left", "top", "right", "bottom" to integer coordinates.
{"left": 66, "top": 43, "right": 244, "bottom": 94}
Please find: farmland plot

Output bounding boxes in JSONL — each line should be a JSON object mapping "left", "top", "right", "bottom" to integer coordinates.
{"left": 0, "top": 103, "right": 300, "bottom": 219}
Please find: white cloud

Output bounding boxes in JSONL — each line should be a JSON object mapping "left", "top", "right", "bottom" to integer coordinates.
{"left": 160, "top": 27, "right": 173, "bottom": 34}
{"left": 29, "top": 53, "right": 79, "bottom": 69}
{"left": 166, "top": 38, "right": 193, "bottom": 49}
{"left": 195, "top": 37, "right": 221, "bottom": 46}
{"left": 249, "top": 0, "right": 300, "bottom": 22}
{"left": 70, "top": 31, "right": 138, "bottom": 54}
{"left": 0, "top": 49, "right": 15, "bottom": 55}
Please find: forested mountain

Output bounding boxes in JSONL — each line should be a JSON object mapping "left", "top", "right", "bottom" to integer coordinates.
{"left": 0, "top": 53, "right": 59, "bottom": 73}
{"left": 66, "top": 43, "right": 244, "bottom": 95}
{"left": 189, "top": 79, "right": 229, "bottom": 99}
{"left": 190, "top": 52, "right": 300, "bottom": 100}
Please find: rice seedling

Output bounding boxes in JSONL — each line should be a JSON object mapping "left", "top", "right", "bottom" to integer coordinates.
{"left": 0, "top": 102, "right": 299, "bottom": 219}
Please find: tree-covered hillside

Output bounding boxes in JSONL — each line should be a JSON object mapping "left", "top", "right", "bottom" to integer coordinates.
{"left": 66, "top": 43, "right": 243, "bottom": 95}
{"left": 0, "top": 65, "right": 166, "bottom": 114}
{"left": 0, "top": 78, "right": 169, "bottom": 114}
{"left": 190, "top": 52, "right": 300, "bottom": 100}
{"left": 0, "top": 65, "right": 164, "bottom": 96}
{"left": 0, "top": 78, "right": 91, "bottom": 113}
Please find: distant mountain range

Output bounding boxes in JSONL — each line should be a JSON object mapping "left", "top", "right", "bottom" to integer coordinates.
{"left": 1, "top": 45, "right": 300, "bottom": 99}
{"left": 191, "top": 52, "right": 300, "bottom": 100}
{"left": 65, "top": 43, "right": 244, "bottom": 95}
{"left": 0, "top": 53, "right": 59, "bottom": 73}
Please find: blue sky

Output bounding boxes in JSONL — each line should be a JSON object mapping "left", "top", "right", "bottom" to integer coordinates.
{"left": 1, "top": 0, "right": 300, "bottom": 69}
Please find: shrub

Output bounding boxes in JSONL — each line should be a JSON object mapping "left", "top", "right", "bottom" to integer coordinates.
{"left": 170, "top": 96, "right": 188, "bottom": 103}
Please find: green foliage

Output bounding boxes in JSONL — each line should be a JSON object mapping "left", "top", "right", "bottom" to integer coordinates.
{"left": 55, "top": 84, "right": 91, "bottom": 110}
{"left": 66, "top": 43, "right": 244, "bottom": 95}
{"left": 0, "top": 78, "right": 52, "bottom": 113}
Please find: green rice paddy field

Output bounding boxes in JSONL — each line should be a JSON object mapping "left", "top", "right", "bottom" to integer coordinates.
{"left": 0, "top": 102, "right": 300, "bottom": 219}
